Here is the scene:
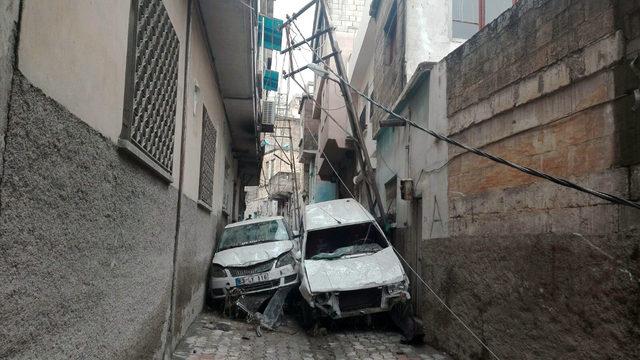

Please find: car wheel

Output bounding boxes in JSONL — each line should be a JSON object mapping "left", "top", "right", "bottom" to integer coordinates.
{"left": 300, "top": 299, "right": 316, "bottom": 330}
{"left": 205, "top": 293, "right": 222, "bottom": 311}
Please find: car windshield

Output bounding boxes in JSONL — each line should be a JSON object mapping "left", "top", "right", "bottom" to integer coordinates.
{"left": 305, "top": 221, "right": 388, "bottom": 260}
{"left": 218, "top": 219, "right": 289, "bottom": 251}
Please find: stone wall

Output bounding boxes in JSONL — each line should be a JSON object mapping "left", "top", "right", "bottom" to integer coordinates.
{"left": 615, "top": 0, "right": 640, "bottom": 209}
{"left": 416, "top": 0, "right": 640, "bottom": 358}
{"left": 445, "top": 0, "right": 637, "bottom": 237}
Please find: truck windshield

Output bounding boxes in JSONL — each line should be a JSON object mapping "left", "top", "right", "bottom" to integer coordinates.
{"left": 305, "top": 222, "right": 388, "bottom": 260}
{"left": 218, "top": 219, "right": 289, "bottom": 251}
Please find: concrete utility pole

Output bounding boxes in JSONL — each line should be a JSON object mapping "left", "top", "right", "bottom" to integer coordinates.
{"left": 317, "top": 0, "right": 387, "bottom": 224}
{"left": 281, "top": 0, "right": 387, "bottom": 225}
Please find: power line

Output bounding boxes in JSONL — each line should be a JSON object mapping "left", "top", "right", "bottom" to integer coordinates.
{"left": 285, "top": 34, "right": 357, "bottom": 200}
{"left": 285, "top": 38, "right": 401, "bottom": 191}
{"left": 288, "top": 51, "right": 501, "bottom": 358}
{"left": 289, "top": 74, "right": 400, "bottom": 182}
{"left": 391, "top": 247, "right": 502, "bottom": 360}
{"left": 301, "top": 118, "right": 356, "bottom": 199}
{"left": 286, "top": 19, "right": 640, "bottom": 211}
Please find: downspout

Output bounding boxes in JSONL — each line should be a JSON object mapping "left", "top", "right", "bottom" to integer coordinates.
{"left": 164, "top": 0, "right": 192, "bottom": 357}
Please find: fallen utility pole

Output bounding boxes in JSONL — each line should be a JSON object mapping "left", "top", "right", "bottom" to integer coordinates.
{"left": 283, "top": 51, "right": 340, "bottom": 79}
{"left": 281, "top": 0, "right": 387, "bottom": 225}
{"left": 278, "top": 0, "right": 316, "bottom": 30}
{"left": 280, "top": 27, "right": 334, "bottom": 54}
{"left": 321, "top": 0, "right": 386, "bottom": 224}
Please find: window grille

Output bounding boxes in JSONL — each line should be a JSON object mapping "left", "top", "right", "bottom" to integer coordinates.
{"left": 120, "top": 0, "right": 180, "bottom": 180}
{"left": 198, "top": 108, "right": 217, "bottom": 208}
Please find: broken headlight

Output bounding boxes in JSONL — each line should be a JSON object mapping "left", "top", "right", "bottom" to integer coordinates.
{"left": 386, "top": 280, "right": 408, "bottom": 294}
{"left": 210, "top": 264, "right": 227, "bottom": 278}
{"left": 276, "top": 252, "right": 295, "bottom": 267}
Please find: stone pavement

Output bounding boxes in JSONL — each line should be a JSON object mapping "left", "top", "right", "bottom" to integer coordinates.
{"left": 172, "top": 311, "right": 451, "bottom": 360}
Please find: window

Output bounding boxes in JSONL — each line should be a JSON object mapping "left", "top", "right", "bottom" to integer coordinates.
{"left": 383, "top": 0, "right": 398, "bottom": 65}
{"left": 452, "top": 0, "right": 517, "bottom": 39}
{"left": 452, "top": 0, "right": 479, "bottom": 39}
{"left": 486, "top": 0, "right": 514, "bottom": 24}
{"left": 120, "top": 0, "right": 180, "bottom": 181}
{"left": 198, "top": 107, "right": 217, "bottom": 208}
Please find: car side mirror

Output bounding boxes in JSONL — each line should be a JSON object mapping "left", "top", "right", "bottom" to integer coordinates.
{"left": 294, "top": 250, "right": 302, "bottom": 261}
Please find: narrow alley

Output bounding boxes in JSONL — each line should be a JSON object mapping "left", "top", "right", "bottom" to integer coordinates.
{"left": 172, "top": 312, "right": 450, "bottom": 360}
{"left": 1, "top": 0, "right": 639, "bottom": 359}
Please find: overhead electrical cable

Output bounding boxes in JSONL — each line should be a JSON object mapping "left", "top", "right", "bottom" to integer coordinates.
{"left": 285, "top": 30, "right": 501, "bottom": 359}
{"left": 286, "top": 19, "right": 640, "bottom": 211}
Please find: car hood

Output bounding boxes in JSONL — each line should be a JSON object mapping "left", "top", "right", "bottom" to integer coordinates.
{"left": 213, "top": 240, "right": 293, "bottom": 267}
{"left": 303, "top": 247, "right": 405, "bottom": 293}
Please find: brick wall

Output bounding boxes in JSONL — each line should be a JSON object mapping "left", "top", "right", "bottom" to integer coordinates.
{"left": 417, "top": 0, "right": 640, "bottom": 359}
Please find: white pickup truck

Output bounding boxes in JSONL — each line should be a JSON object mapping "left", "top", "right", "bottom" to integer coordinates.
{"left": 298, "top": 199, "right": 410, "bottom": 324}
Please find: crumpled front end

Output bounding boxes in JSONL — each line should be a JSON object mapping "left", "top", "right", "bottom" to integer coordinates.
{"left": 302, "top": 280, "right": 409, "bottom": 319}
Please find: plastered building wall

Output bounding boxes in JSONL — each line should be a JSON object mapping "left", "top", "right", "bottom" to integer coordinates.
{"left": 1, "top": 0, "right": 246, "bottom": 357}
{"left": 404, "top": 0, "right": 463, "bottom": 80}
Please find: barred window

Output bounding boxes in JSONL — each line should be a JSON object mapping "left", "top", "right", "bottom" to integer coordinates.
{"left": 198, "top": 108, "right": 217, "bottom": 208}
{"left": 120, "top": 0, "right": 180, "bottom": 181}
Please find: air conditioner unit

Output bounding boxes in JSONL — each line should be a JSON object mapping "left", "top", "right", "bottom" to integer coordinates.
{"left": 261, "top": 100, "right": 275, "bottom": 133}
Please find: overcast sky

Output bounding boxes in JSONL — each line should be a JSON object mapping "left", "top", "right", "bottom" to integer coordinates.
{"left": 272, "top": 0, "right": 316, "bottom": 97}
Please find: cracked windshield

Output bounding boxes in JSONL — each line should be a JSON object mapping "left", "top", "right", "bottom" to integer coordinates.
{"left": 218, "top": 220, "right": 290, "bottom": 251}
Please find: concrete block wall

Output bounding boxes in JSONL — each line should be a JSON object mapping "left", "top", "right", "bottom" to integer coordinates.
{"left": 327, "top": 0, "right": 366, "bottom": 33}
{"left": 415, "top": 0, "right": 640, "bottom": 359}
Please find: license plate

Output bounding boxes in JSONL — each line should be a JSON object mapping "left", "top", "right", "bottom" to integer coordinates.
{"left": 235, "top": 273, "right": 270, "bottom": 286}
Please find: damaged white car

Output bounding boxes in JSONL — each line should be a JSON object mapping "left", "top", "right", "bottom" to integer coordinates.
{"left": 207, "top": 216, "right": 299, "bottom": 305}
{"left": 298, "top": 199, "right": 410, "bottom": 323}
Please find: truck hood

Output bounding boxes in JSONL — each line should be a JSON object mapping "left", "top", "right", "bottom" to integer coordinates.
{"left": 213, "top": 240, "right": 293, "bottom": 267}
{"left": 303, "top": 247, "right": 405, "bottom": 293}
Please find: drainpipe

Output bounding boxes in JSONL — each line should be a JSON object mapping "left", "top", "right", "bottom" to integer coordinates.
{"left": 164, "top": 0, "right": 192, "bottom": 358}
